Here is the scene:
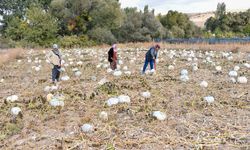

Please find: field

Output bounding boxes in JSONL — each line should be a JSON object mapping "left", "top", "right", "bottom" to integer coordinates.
{"left": 0, "top": 43, "right": 250, "bottom": 149}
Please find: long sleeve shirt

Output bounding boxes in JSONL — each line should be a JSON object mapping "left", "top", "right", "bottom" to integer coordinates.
{"left": 146, "top": 47, "right": 158, "bottom": 60}
{"left": 46, "top": 50, "right": 62, "bottom": 66}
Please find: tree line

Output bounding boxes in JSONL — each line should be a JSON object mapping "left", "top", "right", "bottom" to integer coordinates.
{"left": 0, "top": 0, "right": 249, "bottom": 47}
{"left": 205, "top": 3, "right": 250, "bottom": 38}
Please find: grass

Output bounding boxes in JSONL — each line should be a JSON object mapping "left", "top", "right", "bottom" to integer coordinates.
{"left": 0, "top": 48, "right": 24, "bottom": 66}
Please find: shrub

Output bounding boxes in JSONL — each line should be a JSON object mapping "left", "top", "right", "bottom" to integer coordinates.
{"left": 88, "top": 27, "right": 117, "bottom": 45}
{"left": 59, "top": 35, "right": 95, "bottom": 48}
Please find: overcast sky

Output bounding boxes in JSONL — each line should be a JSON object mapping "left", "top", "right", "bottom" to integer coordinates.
{"left": 119, "top": 0, "right": 250, "bottom": 14}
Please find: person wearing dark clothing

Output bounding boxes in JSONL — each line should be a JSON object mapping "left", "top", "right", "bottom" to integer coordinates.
{"left": 46, "top": 44, "right": 62, "bottom": 84}
{"left": 142, "top": 44, "right": 160, "bottom": 74}
{"left": 108, "top": 44, "right": 118, "bottom": 70}
{"left": 52, "top": 65, "right": 61, "bottom": 83}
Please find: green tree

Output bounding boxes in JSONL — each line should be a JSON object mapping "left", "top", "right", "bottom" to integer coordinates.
{"left": 24, "top": 5, "right": 58, "bottom": 46}
{"left": 215, "top": 2, "right": 226, "bottom": 19}
{"left": 89, "top": 0, "right": 123, "bottom": 30}
{"left": 88, "top": 27, "right": 117, "bottom": 44}
{"left": 0, "top": 0, "right": 32, "bottom": 17}
{"left": 244, "top": 24, "right": 250, "bottom": 36}
{"left": 50, "top": 0, "right": 90, "bottom": 35}
{"left": 114, "top": 7, "right": 145, "bottom": 42}
{"left": 4, "top": 16, "right": 27, "bottom": 41}
{"left": 159, "top": 10, "right": 201, "bottom": 38}
{"left": 142, "top": 5, "right": 164, "bottom": 39}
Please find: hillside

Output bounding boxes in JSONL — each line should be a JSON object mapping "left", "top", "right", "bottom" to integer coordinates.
{"left": 188, "top": 12, "right": 215, "bottom": 28}
{"left": 188, "top": 9, "right": 248, "bottom": 28}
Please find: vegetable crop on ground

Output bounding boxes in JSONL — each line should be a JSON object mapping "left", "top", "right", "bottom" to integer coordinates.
{"left": 0, "top": 45, "right": 249, "bottom": 149}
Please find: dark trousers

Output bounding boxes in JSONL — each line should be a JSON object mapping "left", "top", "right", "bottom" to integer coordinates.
{"left": 142, "top": 58, "right": 154, "bottom": 73}
{"left": 52, "top": 65, "right": 61, "bottom": 82}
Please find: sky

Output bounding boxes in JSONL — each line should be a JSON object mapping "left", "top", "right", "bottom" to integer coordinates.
{"left": 119, "top": 0, "right": 250, "bottom": 14}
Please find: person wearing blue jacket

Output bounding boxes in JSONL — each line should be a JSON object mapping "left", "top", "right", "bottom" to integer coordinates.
{"left": 142, "top": 44, "right": 160, "bottom": 74}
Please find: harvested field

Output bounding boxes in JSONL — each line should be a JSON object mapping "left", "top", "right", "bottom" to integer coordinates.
{"left": 0, "top": 44, "right": 250, "bottom": 149}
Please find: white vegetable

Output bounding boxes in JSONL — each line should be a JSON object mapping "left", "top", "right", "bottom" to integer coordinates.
{"left": 91, "top": 76, "right": 97, "bottom": 81}
{"left": 215, "top": 66, "right": 222, "bottom": 72}
{"left": 51, "top": 85, "right": 58, "bottom": 91}
{"left": 230, "top": 77, "right": 236, "bottom": 83}
{"left": 141, "top": 91, "right": 151, "bottom": 99}
{"left": 234, "top": 66, "right": 240, "bottom": 71}
{"left": 44, "top": 86, "right": 51, "bottom": 92}
{"left": 118, "top": 60, "right": 123, "bottom": 65}
{"left": 203, "top": 96, "right": 215, "bottom": 104}
{"left": 6, "top": 95, "right": 19, "bottom": 102}
{"left": 192, "top": 66, "right": 198, "bottom": 71}
{"left": 96, "top": 64, "right": 102, "bottom": 68}
{"left": 106, "top": 98, "right": 119, "bottom": 106}
{"left": 124, "top": 71, "right": 131, "bottom": 76}
{"left": 75, "top": 71, "right": 82, "bottom": 77}
{"left": 49, "top": 98, "right": 64, "bottom": 107}
{"left": 107, "top": 68, "right": 113, "bottom": 73}
{"left": 61, "top": 75, "right": 70, "bottom": 81}
{"left": 72, "top": 68, "right": 79, "bottom": 72}
{"left": 243, "top": 63, "right": 250, "bottom": 68}
{"left": 168, "top": 65, "right": 174, "bottom": 70}
{"left": 229, "top": 71, "right": 237, "bottom": 77}
{"left": 180, "top": 75, "right": 189, "bottom": 82}
{"left": 200, "top": 81, "right": 208, "bottom": 88}
{"left": 99, "top": 111, "right": 108, "bottom": 121}
{"left": 46, "top": 93, "right": 53, "bottom": 102}
{"left": 152, "top": 111, "right": 166, "bottom": 121}
{"left": 118, "top": 95, "right": 131, "bottom": 103}
{"left": 123, "top": 66, "right": 128, "bottom": 71}
{"left": 35, "top": 67, "right": 40, "bottom": 72}
{"left": 113, "top": 70, "right": 122, "bottom": 76}
{"left": 103, "top": 64, "right": 109, "bottom": 68}
{"left": 77, "top": 61, "right": 83, "bottom": 65}
{"left": 237, "top": 76, "right": 247, "bottom": 84}
{"left": 98, "top": 78, "right": 108, "bottom": 85}
{"left": 11, "top": 107, "right": 21, "bottom": 116}
{"left": 81, "top": 124, "right": 94, "bottom": 133}
{"left": 181, "top": 69, "right": 188, "bottom": 76}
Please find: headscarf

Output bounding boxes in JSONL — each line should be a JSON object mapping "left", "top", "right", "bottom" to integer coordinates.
{"left": 112, "top": 44, "right": 117, "bottom": 52}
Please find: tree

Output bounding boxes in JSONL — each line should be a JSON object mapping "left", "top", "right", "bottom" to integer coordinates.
{"left": 215, "top": 2, "right": 226, "bottom": 19}
{"left": 24, "top": 5, "right": 58, "bottom": 46}
{"left": 88, "top": 27, "right": 117, "bottom": 44}
{"left": 159, "top": 10, "right": 201, "bottom": 38}
{"left": 37, "top": 0, "right": 53, "bottom": 10}
{"left": 50, "top": 0, "right": 90, "bottom": 35}
{"left": 243, "top": 24, "right": 250, "bottom": 36}
{"left": 142, "top": 5, "right": 164, "bottom": 39}
{"left": 89, "top": 0, "right": 123, "bottom": 30}
{"left": 113, "top": 8, "right": 142, "bottom": 42}
{"left": 4, "top": 16, "right": 27, "bottom": 41}
{"left": 0, "top": 0, "right": 32, "bottom": 17}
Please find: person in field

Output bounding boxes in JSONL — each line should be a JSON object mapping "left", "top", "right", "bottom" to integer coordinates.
{"left": 47, "top": 44, "right": 62, "bottom": 84}
{"left": 142, "top": 44, "right": 160, "bottom": 74}
{"left": 108, "top": 44, "right": 118, "bottom": 70}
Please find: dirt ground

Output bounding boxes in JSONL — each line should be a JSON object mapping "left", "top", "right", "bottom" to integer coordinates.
{"left": 0, "top": 45, "right": 249, "bottom": 149}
